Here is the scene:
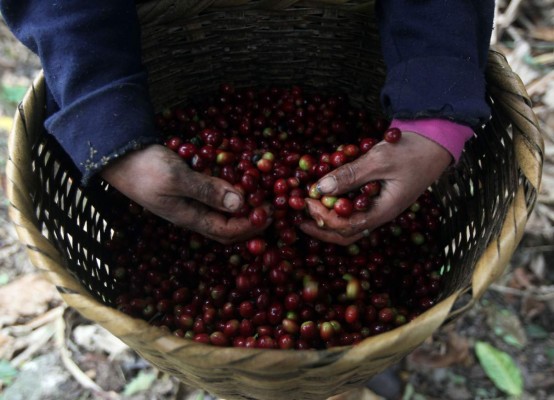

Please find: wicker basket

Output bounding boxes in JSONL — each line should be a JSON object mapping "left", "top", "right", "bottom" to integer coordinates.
{"left": 6, "top": 1, "right": 544, "bottom": 399}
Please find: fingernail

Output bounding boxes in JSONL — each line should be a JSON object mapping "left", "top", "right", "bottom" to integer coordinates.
{"left": 317, "top": 176, "right": 337, "bottom": 194}
{"left": 223, "top": 192, "right": 241, "bottom": 212}
{"left": 304, "top": 201, "right": 324, "bottom": 227}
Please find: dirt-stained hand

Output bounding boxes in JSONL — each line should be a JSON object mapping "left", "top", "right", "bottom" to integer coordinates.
{"left": 101, "top": 144, "right": 272, "bottom": 244}
{"left": 299, "top": 132, "right": 451, "bottom": 245}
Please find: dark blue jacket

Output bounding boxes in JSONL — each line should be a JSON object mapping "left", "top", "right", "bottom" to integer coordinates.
{"left": 1, "top": 0, "right": 494, "bottom": 184}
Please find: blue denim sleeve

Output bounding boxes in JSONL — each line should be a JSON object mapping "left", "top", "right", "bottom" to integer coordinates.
{"left": 1, "top": 0, "right": 159, "bottom": 184}
{"left": 376, "top": 0, "right": 496, "bottom": 128}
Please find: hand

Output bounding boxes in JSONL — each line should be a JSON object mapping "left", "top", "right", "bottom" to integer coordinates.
{"left": 299, "top": 132, "right": 451, "bottom": 245}
{"left": 101, "top": 144, "right": 272, "bottom": 244}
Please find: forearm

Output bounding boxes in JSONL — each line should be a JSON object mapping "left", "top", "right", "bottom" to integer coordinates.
{"left": 1, "top": 0, "right": 159, "bottom": 183}
{"left": 376, "top": 0, "right": 496, "bottom": 159}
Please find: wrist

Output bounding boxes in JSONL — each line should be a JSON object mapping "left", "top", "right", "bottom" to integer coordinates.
{"left": 389, "top": 119, "right": 474, "bottom": 163}
{"left": 100, "top": 143, "right": 164, "bottom": 182}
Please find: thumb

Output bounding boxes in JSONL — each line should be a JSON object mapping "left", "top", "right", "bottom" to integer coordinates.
{"left": 316, "top": 154, "right": 378, "bottom": 196}
{"left": 178, "top": 168, "right": 244, "bottom": 213}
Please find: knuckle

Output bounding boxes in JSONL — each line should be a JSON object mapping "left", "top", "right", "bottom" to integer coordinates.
{"left": 324, "top": 218, "right": 345, "bottom": 230}
{"left": 167, "top": 170, "right": 183, "bottom": 188}
{"left": 336, "top": 164, "right": 358, "bottom": 187}
{"left": 198, "top": 182, "right": 214, "bottom": 200}
{"left": 195, "top": 180, "right": 217, "bottom": 202}
{"left": 368, "top": 144, "right": 392, "bottom": 170}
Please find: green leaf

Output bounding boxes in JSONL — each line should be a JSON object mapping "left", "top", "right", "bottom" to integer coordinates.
{"left": 0, "top": 360, "right": 18, "bottom": 386}
{"left": 475, "top": 341, "right": 523, "bottom": 396}
{"left": 487, "top": 308, "right": 527, "bottom": 349}
{"left": 0, "top": 273, "right": 9, "bottom": 286}
{"left": 402, "top": 383, "right": 415, "bottom": 400}
{"left": 447, "top": 372, "right": 466, "bottom": 385}
{"left": 546, "top": 347, "right": 554, "bottom": 362}
{"left": 525, "top": 324, "right": 549, "bottom": 339}
{"left": 401, "top": 384, "right": 426, "bottom": 400}
{"left": 122, "top": 370, "right": 157, "bottom": 396}
{"left": 502, "top": 334, "right": 524, "bottom": 349}
{"left": 0, "top": 84, "right": 28, "bottom": 105}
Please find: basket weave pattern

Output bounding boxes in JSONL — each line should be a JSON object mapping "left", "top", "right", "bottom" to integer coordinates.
{"left": 6, "top": 1, "right": 544, "bottom": 399}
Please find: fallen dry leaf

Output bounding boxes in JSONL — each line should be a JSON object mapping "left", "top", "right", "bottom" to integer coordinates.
{"left": 521, "top": 296, "right": 547, "bottom": 321}
{"left": 486, "top": 306, "right": 528, "bottom": 347}
{"left": 0, "top": 273, "right": 61, "bottom": 328}
{"left": 511, "top": 267, "right": 535, "bottom": 289}
{"left": 10, "top": 322, "right": 57, "bottom": 367}
{"left": 327, "top": 387, "right": 384, "bottom": 400}
{"left": 72, "top": 325, "right": 129, "bottom": 360}
{"left": 530, "top": 371, "right": 554, "bottom": 389}
{"left": 0, "top": 307, "right": 65, "bottom": 363}
{"left": 528, "top": 253, "right": 546, "bottom": 281}
{"left": 0, "top": 332, "right": 16, "bottom": 359}
{"left": 408, "top": 331, "right": 470, "bottom": 368}
{"left": 530, "top": 26, "right": 554, "bottom": 41}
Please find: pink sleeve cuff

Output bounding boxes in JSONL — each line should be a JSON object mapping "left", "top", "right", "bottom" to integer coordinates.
{"left": 390, "top": 119, "right": 474, "bottom": 162}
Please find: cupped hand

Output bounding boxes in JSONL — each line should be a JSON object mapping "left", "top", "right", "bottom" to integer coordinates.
{"left": 299, "top": 132, "right": 451, "bottom": 245}
{"left": 101, "top": 144, "right": 272, "bottom": 244}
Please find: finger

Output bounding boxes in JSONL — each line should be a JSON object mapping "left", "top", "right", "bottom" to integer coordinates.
{"left": 306, "top": 189, "right": 405, "bottom": 238}
{"left": 299, "top": 220, "right": 365, "bottom": 246}
{"left": 177, "top": 169, "right": 244, "bottom": 214}
{"left": 304, "top": 198, "right": 350, "bottom": 230}
{"left": 303, "top": 199, "right": 331, "bottom": 228}
{"left": 169, "top": 201, "right": 273, "bottom": 244}
{"left": 316, "top": 149, "right": 385, "bottom": 196}
{"left": 304, "top": 198, "right": 365, "bottom": 235}
{"left": 349, "top": 187, "right": 411, "bottom": 234}
{"left": 198, "top": 214, "right": 270, "bottom": 244}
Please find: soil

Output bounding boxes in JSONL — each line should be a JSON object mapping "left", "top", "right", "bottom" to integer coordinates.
{"left": 1, "top": 3, "right": 553, "bottom": 399}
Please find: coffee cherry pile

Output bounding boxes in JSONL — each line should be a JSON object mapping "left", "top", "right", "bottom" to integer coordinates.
{"left": 107, "top": 84, "right": 446, "bottom": 350}
{"left": 159, "top": 84, "right": 402, "bottom": 222}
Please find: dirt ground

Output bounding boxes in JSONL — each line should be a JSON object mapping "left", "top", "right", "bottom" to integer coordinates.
{"left": 1, "top": 2, "right": 553, "bottom": 400}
